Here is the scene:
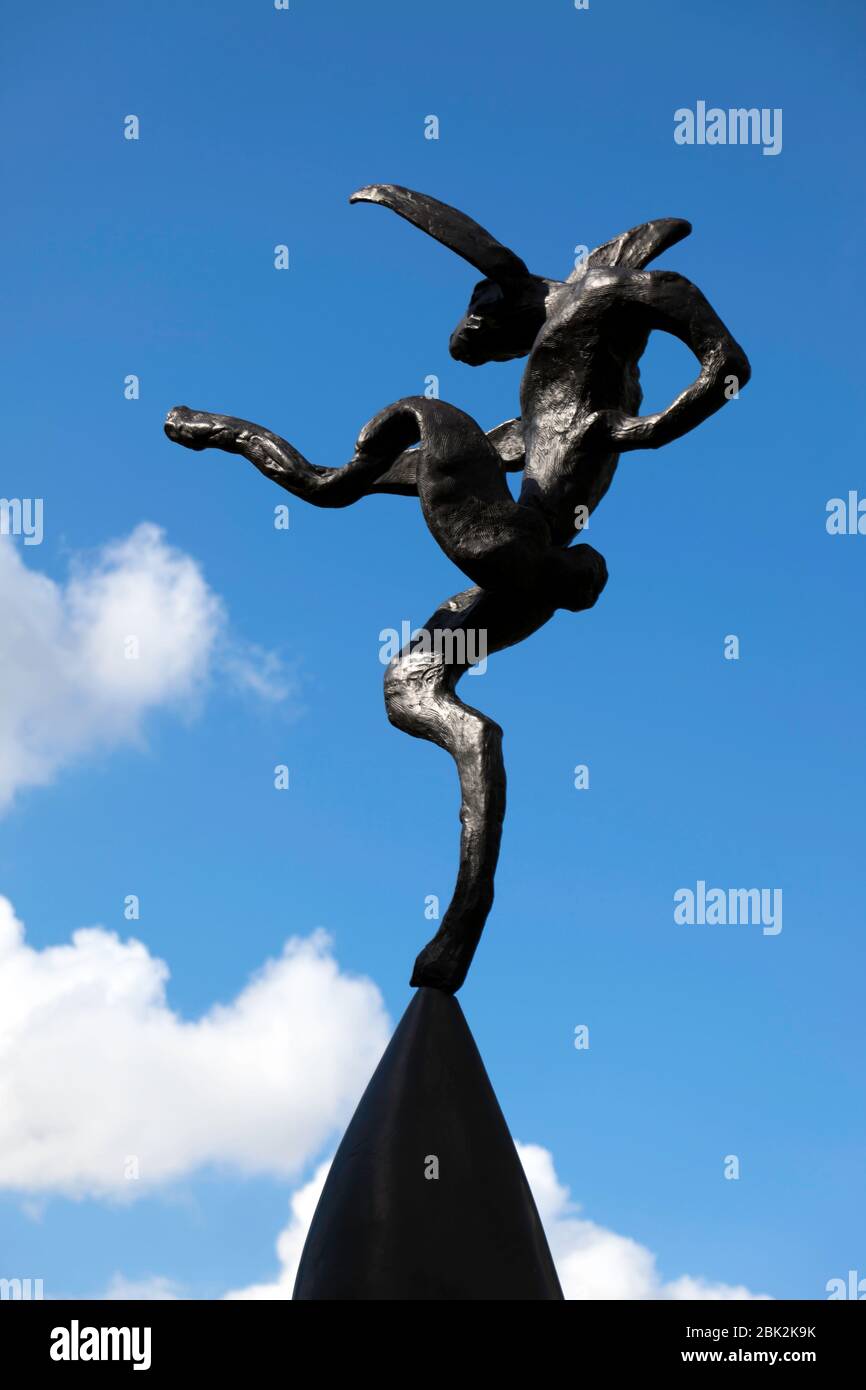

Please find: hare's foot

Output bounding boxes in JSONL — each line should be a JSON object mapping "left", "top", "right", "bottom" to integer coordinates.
{"left": 410, "top": 919, "right": 485, "bottom": 995}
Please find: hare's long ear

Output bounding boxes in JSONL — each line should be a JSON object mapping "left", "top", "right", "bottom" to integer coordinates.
{"left": 569, "top": 218, "right": 692, "bottom": 279}
{"left": 350, "top": 184, "right": 531, "bottom": 284}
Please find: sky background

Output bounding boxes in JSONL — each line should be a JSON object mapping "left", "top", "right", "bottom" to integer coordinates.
{"left": 1, "top": 0, "right": 864, "bottom": 1300}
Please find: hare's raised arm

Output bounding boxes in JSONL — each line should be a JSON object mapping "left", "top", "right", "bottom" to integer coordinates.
{"left": 598, "top": 271, "right": 752, "bottom": 454}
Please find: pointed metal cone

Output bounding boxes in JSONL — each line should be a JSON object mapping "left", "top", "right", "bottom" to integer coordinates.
{"left": 293, "top": 987, "right": 563, "bottom": 1300}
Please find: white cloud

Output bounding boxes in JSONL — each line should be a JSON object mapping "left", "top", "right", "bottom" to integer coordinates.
{"left": 0, "top": 886, "right": 764, "bottom": 1299}
{"left": 103, "top": 1275, "right": 183, "bottom": 1301}
{"left": 223, "top": 1144, "right": 769, "bottom": 1301}
{"left": 224, "top": 1159, "right": 331, "bottom": 1300}
{"left": 0, "top": 897, "right": 389, "bottom": 1198}
{"left": 517, "top": 1143, "right": 769, "bottom": 1300}
{"left": 0, "top": 524, "right": 291, "bottom": 810}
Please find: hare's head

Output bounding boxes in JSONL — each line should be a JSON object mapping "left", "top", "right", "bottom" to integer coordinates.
{"left": 350, "top": 183, "right": 692, "bottom": 367}
{"left": 446, "top": 274, "right": 553, "bottom": 365}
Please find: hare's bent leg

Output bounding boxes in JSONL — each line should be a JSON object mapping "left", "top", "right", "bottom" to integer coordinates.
{"left": 359, "top": 397, "right": 553, "bottom": 592}
{"left": 385, "top": 589, "right": 504, "bottom": 993}
{"left": 359, "top": 396, "right": 609, "bottom": 612}
{"left": 386, "top": 584, "right": 558, "bottom": 992}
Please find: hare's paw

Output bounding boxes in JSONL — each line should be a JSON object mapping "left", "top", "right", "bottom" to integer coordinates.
{"left": 164, "top": 406, "right": 234, "bottom": 452}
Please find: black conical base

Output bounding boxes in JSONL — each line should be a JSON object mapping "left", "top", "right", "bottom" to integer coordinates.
{"left": 293, "top": 987, "right": 563, "bottom": 1300}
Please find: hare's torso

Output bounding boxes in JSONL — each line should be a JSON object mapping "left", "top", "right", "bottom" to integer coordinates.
{"left": 518, "top": 268, "right": 651, "bottom": 544}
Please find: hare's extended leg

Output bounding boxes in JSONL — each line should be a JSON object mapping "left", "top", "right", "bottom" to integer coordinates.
{"left": 386, "top": 584, "right": 557, "bottom": 992}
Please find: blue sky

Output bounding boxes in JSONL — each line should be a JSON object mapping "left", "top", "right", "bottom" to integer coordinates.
{"left": 1, "top": 0, "right": 864, "bottom": 1300}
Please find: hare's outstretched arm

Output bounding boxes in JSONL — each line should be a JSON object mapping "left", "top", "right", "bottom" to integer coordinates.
{"left": 164, "top": 406, "right": 525, "bottom": 507}
{"left": 164, "top": 405, "right": 415, "bottom": 506}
